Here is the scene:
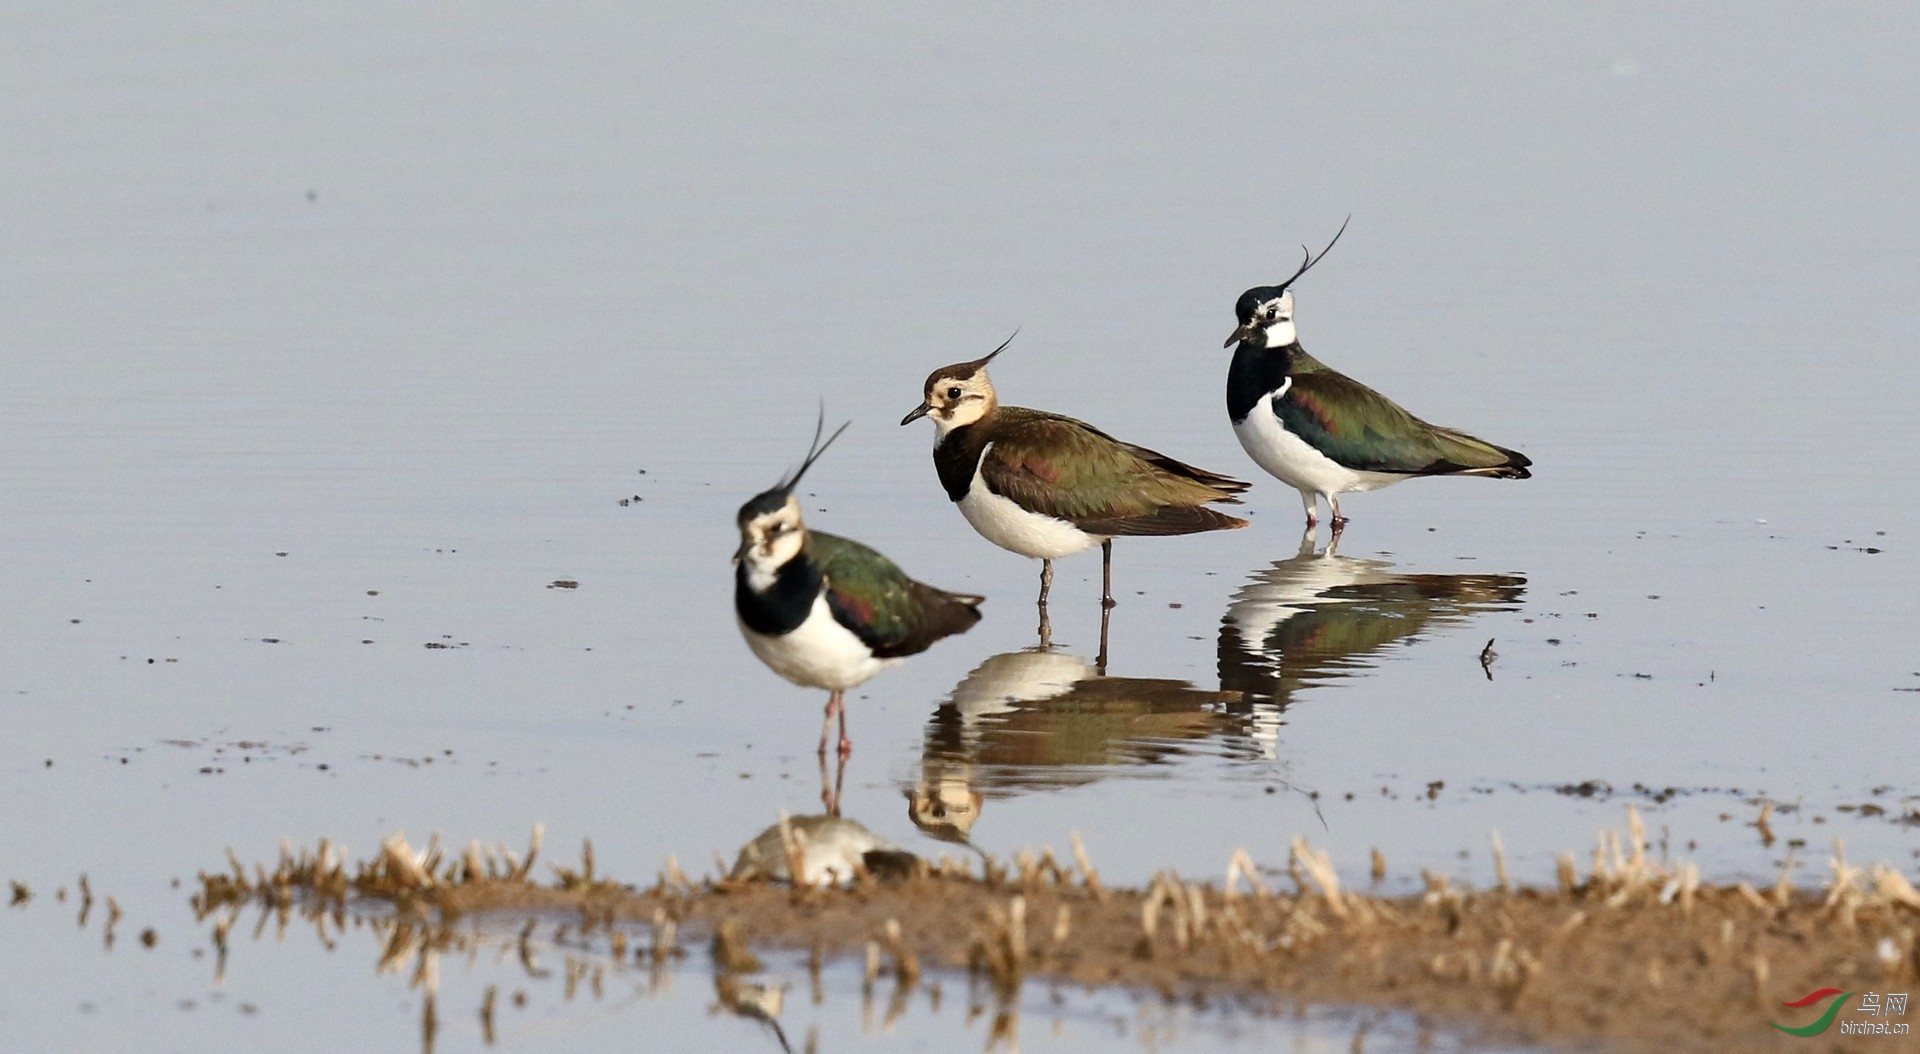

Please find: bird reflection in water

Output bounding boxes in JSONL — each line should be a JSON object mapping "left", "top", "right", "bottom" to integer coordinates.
{"left": 1218, "top": 529, "right": 1527, "bottom": 729}
{"left": 910, "top": 532, "right": 1524, "bottom": 845}
{"left": 908, "top": 647, "right": 1257, "bottom": 844}
{"left": 713, "top": 969, "right": 794, "bottom": 1054}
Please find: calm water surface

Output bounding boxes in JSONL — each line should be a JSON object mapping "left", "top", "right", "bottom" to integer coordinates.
{"left": 3, "top": 4, "right": 1916, "bottom": 1051}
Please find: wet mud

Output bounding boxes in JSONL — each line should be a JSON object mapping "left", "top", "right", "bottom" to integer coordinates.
{"left": 183, "top": 810, "right": 1920, "bottom": 1054}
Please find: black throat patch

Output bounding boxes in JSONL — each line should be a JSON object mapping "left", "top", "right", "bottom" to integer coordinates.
{"left": 734, "top": 549, "right": 823, "bottom": 636}
{"left": 930, "top": 425, "right": 988, "bottom": 503}
{"left": 1226, "top": 342, "right": 1294, "bottom": 424}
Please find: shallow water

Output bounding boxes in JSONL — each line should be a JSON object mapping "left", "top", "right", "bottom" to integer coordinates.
{"left": 5, "top": 885, "right": 1542, "bottom": 1054}
{"left": 4, "top": 3, "right": 1917, "bottom": 1050}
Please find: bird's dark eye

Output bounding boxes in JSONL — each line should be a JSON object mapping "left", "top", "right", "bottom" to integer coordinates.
{"left": 946, "top": 386, "right": 962, "bottom": 399}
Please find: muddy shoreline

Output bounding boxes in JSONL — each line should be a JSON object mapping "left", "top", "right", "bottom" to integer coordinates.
{"left": 190, "top": 815, "right": 1920, "bottom": 1054}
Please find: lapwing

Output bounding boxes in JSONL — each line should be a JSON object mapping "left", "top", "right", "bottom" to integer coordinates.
{"left": 1225, "top": 220, "right": 1531, "bottom": 529}
{"left": 901, "top": 335, "right": 1249, "bottom": 620}
{"left": 734, "top": 414, "right": 983, "bottom": 758}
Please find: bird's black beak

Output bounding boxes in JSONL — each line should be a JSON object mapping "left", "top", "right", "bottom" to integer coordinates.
{"left": 900, "top": 401, "right": 932, "bottom": 426}
{"left": 1224, "top": 323, "right": 1257, "bottom": 349}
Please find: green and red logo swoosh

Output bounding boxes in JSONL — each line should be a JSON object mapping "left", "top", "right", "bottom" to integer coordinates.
{"left": 1768, "top": 989, "right": 1853, "bottom": 1036}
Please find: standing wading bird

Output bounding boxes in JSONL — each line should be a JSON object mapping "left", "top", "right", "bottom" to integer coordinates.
{"left": 734, "top": 415, "right": 984, "bottom": 760}
{"left": 901, "top": 336, "right": 1249, "bottom": 637}
{"left": 1224, "top": 220, "right": 1531, "bottom": 530}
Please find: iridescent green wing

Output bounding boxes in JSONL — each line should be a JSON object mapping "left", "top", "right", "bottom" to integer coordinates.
{"left": 1279, "top": 354, "right": 1529, "bottom": 475}
{"left": 979, "top": 409, "right": 1248, "bottom": 535}
{"left": 809, "top": 532, "right": 981, "bottom": 658}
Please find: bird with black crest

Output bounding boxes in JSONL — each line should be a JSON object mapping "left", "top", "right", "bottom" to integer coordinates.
{"left": 734, "top": 412, "right": 984, "bottom": 759}
{"left": 902, "top": 334, "right": 1249, "bottom": 637}
{"left": 1224, "top": 218, "right": 1532, "bottom": 530}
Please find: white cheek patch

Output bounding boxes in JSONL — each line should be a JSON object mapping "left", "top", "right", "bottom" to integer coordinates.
{"left": 741, "top": 530, "right": 804, "bottom": 588}
{"left": 1261, "top": 318, "right": 1297, "bottom": 348}
{"left": 743, "top": 552, "right": 781, "bottom": 591}
{"left": 931, "top": 396, "right": 988, "bottom": 435}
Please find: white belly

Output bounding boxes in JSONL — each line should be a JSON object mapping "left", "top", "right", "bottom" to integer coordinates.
{"left": 957, "top": 470, "right": 1104, "bottom": 560}
{"left": 738, "top": 594, "right": 895, "bottom": 691}
{"left": 1233, "top": 387, "right": 1404, "bottom": 498}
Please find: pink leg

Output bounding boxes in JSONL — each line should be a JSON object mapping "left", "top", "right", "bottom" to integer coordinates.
{"left": 817, "top": 689, "right": 842, "bottom": 758}
{"left": 818, "top": 751, "right": 845, "bottom": 816}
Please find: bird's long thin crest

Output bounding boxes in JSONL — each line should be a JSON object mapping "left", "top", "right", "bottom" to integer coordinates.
{"left": 965, "top": 328, "right": 1020, "bottom": 372}
{"left": 777, "top": 405, "right": 851, "bottom": 494}
{"left": 1276, "top": 215, "right": 1352, "bottom": 292}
